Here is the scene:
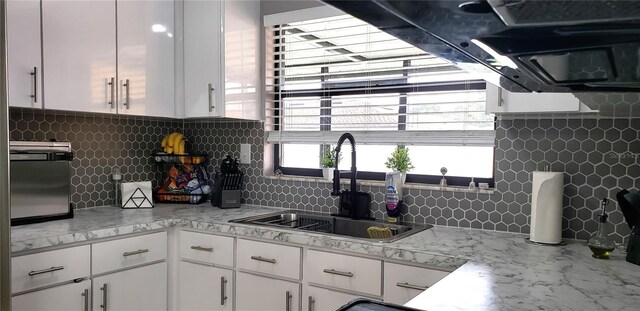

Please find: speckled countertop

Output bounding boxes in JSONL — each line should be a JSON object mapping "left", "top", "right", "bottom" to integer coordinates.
{"left": 11, "top": 204, "right": 640, "bottom": 311}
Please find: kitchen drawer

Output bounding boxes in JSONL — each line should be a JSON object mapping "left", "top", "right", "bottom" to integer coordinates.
{"left": 383, "top": 262, "right": 449, "bottom": 305}
{"left": 180, "top": 230, "right": 234, "bottom": 267}
{"left": 306, "top": 250, "right": 382, "bottom": 296}
{"left": 92, "top": 231, "right": 167, "bottom": 275}
{"left": 237, "top": 239, "right": 301, "bottom": 280}
{"left": 12, "top": 245, "right": 90, "bottom": 293}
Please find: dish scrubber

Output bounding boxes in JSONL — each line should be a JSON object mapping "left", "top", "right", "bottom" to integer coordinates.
{"left": 367, "top": 226, "right": 393, "bottom": 239}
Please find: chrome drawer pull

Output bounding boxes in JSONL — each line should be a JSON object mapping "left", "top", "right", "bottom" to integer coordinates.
{"left": 285, "top": 291, "right": 292, "bottom": 311}
{"left": 82, "top": 288, "right": 89, "bottom": 311}
{"left": 122, "top": 249, "right": 149, "bottom": 257}
{"left": 100, "top": 283, "right": 108, "bottom": 310}
{"left": 28, "top": 266, "right": 64, "bottom": 276}
{"left": 30, "top": 67, "right": 38, "bottom": 103}
{"left": 208, "top": 83, "right": 215, "bottom": 112}
{"left": 191, "top": 246, "right": 214, "bottom": 252}
{"left": 308, "top": 296, "right": 315, "bottom": 311}
{"left": 322, "top": 269, "right": 353, "bottom": 277}
{"left": 221, "top": 276, "right": 228, "bottom": 305}
{"left": 123, "top": 79, "right": 130, "bottom": 109}
{"left": 396, "top": 282, "right": 428, "bottom": 291}
{"left": 250, "top": 255, "right": 276, "bottom": 264}
{"left": 108, "top": 77, "right": 115, "bottom": 109}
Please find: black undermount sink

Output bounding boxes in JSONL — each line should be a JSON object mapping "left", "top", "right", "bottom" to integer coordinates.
{"left": 229, "top": 210, "right": 432, "bottom": 242}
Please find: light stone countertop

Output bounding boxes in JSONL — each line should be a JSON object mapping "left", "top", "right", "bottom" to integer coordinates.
{"left": 11, "top": 204, "right": 640, "bottom": 311}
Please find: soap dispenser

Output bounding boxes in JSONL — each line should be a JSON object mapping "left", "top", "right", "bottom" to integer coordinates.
{"left": 587, "top": 198, "right": 616, "bottom": 259}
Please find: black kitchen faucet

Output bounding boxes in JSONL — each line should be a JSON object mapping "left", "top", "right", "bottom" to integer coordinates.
{"left": 331, "top": 133, "right": 364, "bottom": 219}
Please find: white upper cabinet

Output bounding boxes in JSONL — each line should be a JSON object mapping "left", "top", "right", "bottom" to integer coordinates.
{"left": 42, "top": 0, "right": 117, "bottom": 114}
{"left": 486, "top": 83, "right": 586, "bottom": 114}
{"left": 6, "top": 0, "right": 42, "bottom": 108}
{"left": 184, "top": 0, "right": 223, "bottom": 118}
{"left": 224, "top": 0, "right": 262, "bottom": 120}
{"left": 117, "top": 0, "right": 175, "bottom": 118}
{"left": 184, "top": 0, "right": 262, "bottom": 120}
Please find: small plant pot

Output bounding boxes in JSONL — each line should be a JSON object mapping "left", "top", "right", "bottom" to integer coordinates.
{"left": 400, "top": 172, "right": 406, "bottom": 184}
{"left": 322, "top": 167, "right": 335, "bottom": 181}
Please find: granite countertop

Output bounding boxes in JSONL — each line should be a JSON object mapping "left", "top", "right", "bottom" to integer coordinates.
{"left": 11, "top": 204, "right": 639, "bottom": 311}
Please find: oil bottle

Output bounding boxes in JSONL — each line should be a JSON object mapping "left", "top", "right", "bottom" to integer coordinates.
{"left": 587, "top": 198, "right": 616, "bottom": 259}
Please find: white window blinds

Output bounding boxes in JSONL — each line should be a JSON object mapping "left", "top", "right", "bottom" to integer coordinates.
{"left": 265, "top": 13, "right": 495, "bottom": 147}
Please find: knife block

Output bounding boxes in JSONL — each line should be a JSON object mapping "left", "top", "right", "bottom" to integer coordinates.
{"left": 211, "top": 172, "right": 243, "bottom": 209}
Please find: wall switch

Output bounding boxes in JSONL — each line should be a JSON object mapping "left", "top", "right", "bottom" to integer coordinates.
{"left": 240, "top": 144, "right": 251, "bottom": 164}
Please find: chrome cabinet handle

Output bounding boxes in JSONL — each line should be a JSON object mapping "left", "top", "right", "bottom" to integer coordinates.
{"left": 285, "top": 291, "right": 292, "bottom": 311}
{"left": 123, "top": 79, "right": 130, "bottom": 109}
{"left": 28, "top": 266, "right": 64, "bottom": 276}
{"left": 250, "top": 255, "right": 276, "bottom": 264}
{"left": 122, "top": 249, "right": 149, "bottom": 257}
{"left": 30, "top": 67, "right": 37, "bottom": 103}
{"left": 82, "top": 288, "right": 89, "bottom": 311}
{"left": 108, "top": 77, "right": 115, "bottom": 109}
{"left": 220, "top": 276, "right": 228, "bottom": 305}
{"left": 322, "top": 269, "right": 353, "bottom": 277}
{"left": 396, "top": 282, "right": 428, "bottom": 291}
{"left": 100, "top": 284, "right": 108, "bottom": 310}
{"left": 208, "top": 83, "right": 215, "bottom": 112}
{"left": 308, "top": 296, "right": 315, "bottom": 311}
{"left": 191, "top": 246, "right": 214, "bottom": 252}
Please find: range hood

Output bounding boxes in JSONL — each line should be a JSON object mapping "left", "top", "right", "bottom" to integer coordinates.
{"left": 320, "top": 0, "right": 640, "bottom": 93}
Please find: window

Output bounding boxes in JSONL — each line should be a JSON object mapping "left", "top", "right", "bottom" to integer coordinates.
{"left": 265, "top": 12, "right": 495, "bottom": 186}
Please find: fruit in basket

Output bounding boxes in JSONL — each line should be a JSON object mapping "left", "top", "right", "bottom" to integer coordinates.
{"left": 161, "top": 132, "right": 186, "bottom": 154}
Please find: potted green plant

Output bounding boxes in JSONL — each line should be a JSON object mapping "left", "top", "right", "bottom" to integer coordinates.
{"left": 385, "top": 146, "right": 415, "bottom": 184}
{"left": 321, "top": 147, "right": 340, "bottom": 180}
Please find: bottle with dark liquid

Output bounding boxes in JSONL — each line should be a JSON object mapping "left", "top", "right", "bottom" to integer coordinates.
{"left": 587, "top": 198, "right": 616, "bottom": 259}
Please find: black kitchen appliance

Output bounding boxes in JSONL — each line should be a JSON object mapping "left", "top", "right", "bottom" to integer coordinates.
{"left": 617, "top": 189, "right": 640, "bottom": 229}
{"left": 322, "top": 0, "right": 640, "bottom": 93}
{"left": 211, "top": 155, "right": 244, "bottom": 209}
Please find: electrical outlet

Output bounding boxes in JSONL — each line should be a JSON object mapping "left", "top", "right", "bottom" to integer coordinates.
{"left": 240, "top": 144, "right": 251, "bottom": 164}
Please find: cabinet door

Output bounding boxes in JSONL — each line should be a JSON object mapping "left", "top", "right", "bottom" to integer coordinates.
{"left": 178, "top": 262, "right": 233, "bottom": 311}
{"left": 224, "top": 0, "right": 261, "bottom": 120}
{"left": 92, "top": 262, "right": 167, "bottom": 311}
{"left": 117, "top": 0, "right": 175, "bottom": 118}
{"left": 485, "top": 83, "right": 580, "bottom": 113}
{"left": 42, "top": 0, "right": 116, "bottom": 113}
{"left": 236, "top": 272, "right": 300, "bottom": 311}
{"left": 6, "top": 0, "right": 41, "bottom": 108}
{"left": 12, "top": 280, "right": 90, "bottom": 311}
{"left": 184, "top": 0, "right": 223, "bottom": 117}
{"left": 304, "top": 286, "right": 361, "bottom": 311}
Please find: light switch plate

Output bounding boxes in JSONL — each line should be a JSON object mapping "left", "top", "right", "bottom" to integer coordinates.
{"left": 240, "top": 144, "right": 251, "bottom": 164}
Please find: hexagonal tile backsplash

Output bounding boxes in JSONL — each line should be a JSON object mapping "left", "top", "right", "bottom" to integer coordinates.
{"left": 185, "top": 117, "right": 640, "bottom": 244}
{"left": 10, "top": 108, "right": 640, "bottom": 243}
{"left": 9, "top": 108, "right": 182, "bottom": 208}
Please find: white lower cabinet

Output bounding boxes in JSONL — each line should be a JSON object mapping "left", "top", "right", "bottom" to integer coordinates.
{"left": 178, "top": 261, "right": 233, "bottom": 311}
{"left": 92, "top": 262, "right": 167, "bottom": 311}
{"left": 304, "top": 286, "right": 360, "bottom": 311}
{"left": 236, "top": 272, "right": 301, "bottom": 311}
{"left": 12, "top": 279, "right": 90, "bottom": 311}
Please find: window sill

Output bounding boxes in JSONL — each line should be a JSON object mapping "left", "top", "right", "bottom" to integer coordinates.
{"left": 263, "top": 175, "right": 495, "bottom": 194}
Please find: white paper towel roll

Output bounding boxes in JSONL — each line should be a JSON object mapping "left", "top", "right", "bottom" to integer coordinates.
{"left": 530, "top": 171, "right": 564, "bottom": 244}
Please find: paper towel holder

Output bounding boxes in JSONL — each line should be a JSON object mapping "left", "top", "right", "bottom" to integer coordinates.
{"left": 524, "top": 238, "right": 566, "bottom": 246}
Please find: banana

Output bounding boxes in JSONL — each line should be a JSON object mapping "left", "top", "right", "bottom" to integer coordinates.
{"left": 177, "top": 140, "right": 185, "bottom": 155}
{"left": 172, "top": 133, "right": 184, "bottom": 150}
{"left": 161, "top": 134, "right": 169, "bottom": 148}
{"left": 166, "top": 146, "right": 174, "bottom": 154}
{"left": 167, "top": 133, "right": 178, "bottom": 147}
